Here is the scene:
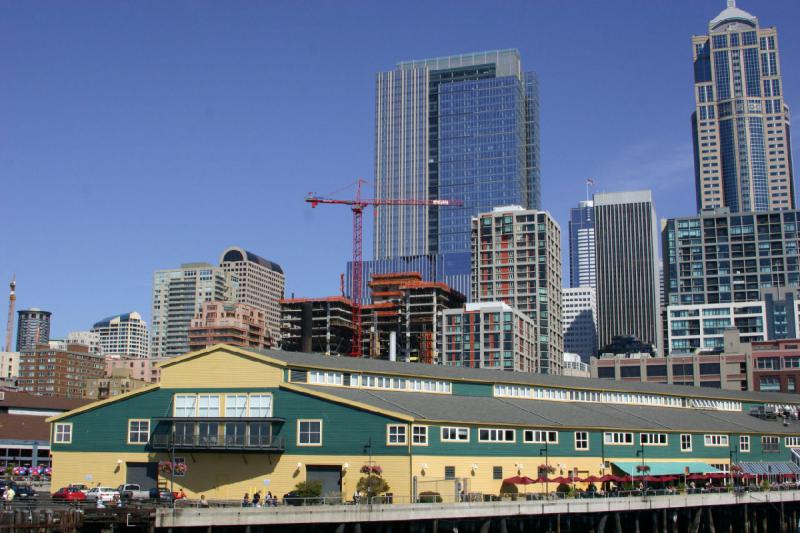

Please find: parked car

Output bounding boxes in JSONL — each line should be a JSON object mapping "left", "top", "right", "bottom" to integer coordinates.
{"left": 2, "top": 483, "right": 37, "bottom": 499}
{"left": 148, "top": 487, "right": 174, "bottom": 501}
{"left": 52, "top": 487, "right": 87, "bottom": 501}
{"left": 68, "top": 483, "right": 90, "bottom": 494}
{"left": 85, "top": 487, "right": 120, "bottom": 502}
{"left": 117, "top": 484, "right": 150, "bottom": 500}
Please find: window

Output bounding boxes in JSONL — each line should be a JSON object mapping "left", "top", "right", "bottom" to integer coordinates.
{"left": 54, "top": 423, "right": 72, "bottom": 444}
{"left": 441, "top": 427, "right": 469, "bottom": 442}
{"left": 640, "top": 433, "right": 668, "bottom": 446}
{"left": 412, "top": 426, "right": 428, "bottom": 446}
{"left": 785, "top": 437, "right": 800, "bottom": 448}
{"left": 248, "top": 394, "right": 272, "bottom": 417}
{"left": 225, "top": 395, "right": 247, "bottom": 417}
{"left": 478, "top": 428, "right": 515, "bottom": 443}
{"left": 575, "top": 431, "right": 589, "bottom": 450}
{"left": 704, "top": 434, "right": 729, "bottom": 447}
{"left": 127, "top": 420, "right": 150, "bottom": 444}
{"left": 298, "top": 420, "right": 322, "bottom": 446}
{"left": 198, "top": 394, "right": 220, "bottom": 417}
{"left": 762, "top": 436, "right": 780, "bottom": 453}
{"left": 387, "top": 425, "right": 407, "bottom": 446}
{"left": 523, "top": 430, "right": 558, "bottom": 444}
{"left": 740, "top": 435, "right": 750, "bottom": 452}
{"left": 444, "top": 466, "right": 456, "bottom": 480}
{"left": 680, "top": 434, "right": 692, "bottom": 452}
{"left": 603, "top": 432, "right": 633, "bottom": 445}
{"left": 174, "top": 394, "right": 197, "bottom": 417}
{"left": 493, "top": 466, "right": 503, "bottom": 480}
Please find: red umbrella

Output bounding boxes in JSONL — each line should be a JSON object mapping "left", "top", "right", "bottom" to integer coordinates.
{"left": 741, "top": 473, "right": 756, "bottom": 480}
{"left": 686, "top": 473, "right": 707, "bottom": 481}
{"left": 707, "top": 472, "right": 727, "bottom": 480}
{"left": 619, "top": 475, "right": 634, "bottom": 483}
{"left": 550, "top": 476, "right": 573, "bottom": 484}
{"left": 659, "top": 475, "right": 679, "bottom": 482}
{"left": 599, "top": 474, "right": 619, "bottom": 483}
{"left": 583, "top": 475, "right": 602, "bottom": 483}
{"left": 503, "top": 476, "right": 536, "bottom": 485}
{"left": 642, "top": 475, "right": 661, "bottom": 483}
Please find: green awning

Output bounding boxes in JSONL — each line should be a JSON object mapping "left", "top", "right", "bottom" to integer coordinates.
{"left": 612, "top": 462, "right": 721, "bottom": 476}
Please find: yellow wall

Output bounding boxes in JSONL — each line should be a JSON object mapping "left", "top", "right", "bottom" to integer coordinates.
{"left": 159, "top": 348, "right": 282, "bottom": 389}
{"left": 51, "top": 452, "right": 152, "bottom": 490}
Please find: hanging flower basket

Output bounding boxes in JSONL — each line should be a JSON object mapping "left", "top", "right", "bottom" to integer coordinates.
{"left": 158, "top": 461, "right": 187, "bottom": 476}
{"left": 538, "top": 464, "right": 556, "bottom": 474}
{"left": 360, "top": 465, "right": 383, "bottom": 475}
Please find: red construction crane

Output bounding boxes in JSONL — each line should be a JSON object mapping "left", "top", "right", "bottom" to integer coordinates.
{"left": 306, "top": 179, "right": 462, "bottom": 357}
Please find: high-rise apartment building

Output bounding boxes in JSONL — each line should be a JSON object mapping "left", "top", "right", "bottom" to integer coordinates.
{"left": 691, "top": 1, "right": 794, "bottom": 212}
{"left": 0, "top": 351, "right": 19, "bottom": 382}
{"left": 219, "top": 247, "right": 285, "bottom": 347}
{"left": 16, "top": 309, "right": 51, "bottom": 352}
{"left": 568, "top": 200, "right": 596, "bottom": 288}
{"left": 150, "top": 263, "right": 236, "bottom": 358}
{"left": 562, "top": 287, "right": 597, "bottom": 363}
{"left": 471, "top": 206, "right": 562, "bottom": 374}
{"left": 663, "top": 208, "right": 800, "bottom": 306}
{"left": 374, "top": 49, "right": 540, "bottom": 285}
{"left": 594, "top": 191, "right": 662, "bottom": 354}
{"left": 18, "top": 343, "right": 105, "bottom": 398}
{"left": 441, "top": 302, "right": 537, "bottom": 372}
{"left": 65, "top": 331, "right": 102, "bottom": 355}
{"left": 188, "top": 301, "right": 272, "bottom": 352}
{"left": 91, "top": 312, "right": 149, "bottom": 358}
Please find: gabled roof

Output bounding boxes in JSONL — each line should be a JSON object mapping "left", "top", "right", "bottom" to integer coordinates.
{"left": 46, "top": 384, "right": 161, "bottom": 423}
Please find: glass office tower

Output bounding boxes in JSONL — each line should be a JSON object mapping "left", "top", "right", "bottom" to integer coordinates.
{"left": 691, "top": 1, "right": 794, "bottom": 213}
{"left": 374, "top": 50, "right": 541, "bottom": 282}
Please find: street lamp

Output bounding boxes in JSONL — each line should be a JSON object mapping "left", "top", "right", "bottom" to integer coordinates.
{"left": 636, "top": 444, "right": 646, "bottom": 493}
{"left": 363, "top": 437, "right": 373, "bottom": 504}
{"left": 729, "top": 444, "right": 739, "bottom": 489}
{"left": 539, "top": 442, "right": 549, "bottom": 496}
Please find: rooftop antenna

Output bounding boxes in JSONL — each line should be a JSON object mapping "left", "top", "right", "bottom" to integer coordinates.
{"left": 727, "top": 0, "right": 735, "bottom": 7}
{"left": 4, "top": 275, "right": 15, "bottom": 352}
{"left": 585, "top": 178, "right": 595, "bottom": 202}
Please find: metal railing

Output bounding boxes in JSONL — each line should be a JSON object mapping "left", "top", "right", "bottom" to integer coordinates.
{"left": 150, "top": 434, "right": 285, "bottom": 451}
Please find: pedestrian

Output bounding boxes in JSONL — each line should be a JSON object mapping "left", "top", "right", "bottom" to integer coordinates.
{"left": 4, "top": 485, "right": 15, "bottom": 506}
{"left": 200, "top": 495, "right": 209, "bottom": 508}
{"left": 253, "top": 490, "right": 261, "bottom": 507}
{"left": 242, "top": 493, "right": 250, "bottom": 507}
{"left": 266, "top": 491, "right": 276, "bottom": 507}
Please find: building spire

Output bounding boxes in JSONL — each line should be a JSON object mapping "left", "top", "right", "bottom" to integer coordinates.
{"left": 727, "top": 0, "right": 735, "bottom": 7}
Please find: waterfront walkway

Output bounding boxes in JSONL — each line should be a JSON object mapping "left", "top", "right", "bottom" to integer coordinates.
{"left": 155, "top": 489, "right": 800, "bottom": 529}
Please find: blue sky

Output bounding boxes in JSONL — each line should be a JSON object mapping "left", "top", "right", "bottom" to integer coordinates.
{"left": 1, "top": 0, "right": 798, "bottom": 338}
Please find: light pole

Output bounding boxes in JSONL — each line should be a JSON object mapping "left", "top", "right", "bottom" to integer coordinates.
{"left": 729, "top": 445, "right": 739, "bottom": 489}
{"left": 363, "top": 437, "right": 372, "bottom": 503}
{"left": 636, "top": 444, "right": 646, "bottom": 493}
{"left": 539, "top": 442, "right": 549, "bottom": 497}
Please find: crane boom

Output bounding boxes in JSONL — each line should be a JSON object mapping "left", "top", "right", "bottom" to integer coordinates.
{"left": 5, "top": 275, "right": 16, "bottom": 352}
{"left": 305, "top": 180, "right": 461, "bottom": 358}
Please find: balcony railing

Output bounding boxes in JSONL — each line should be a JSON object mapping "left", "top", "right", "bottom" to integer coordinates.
{"left": 151, "top": 433, "right": 285, "bottom": 452}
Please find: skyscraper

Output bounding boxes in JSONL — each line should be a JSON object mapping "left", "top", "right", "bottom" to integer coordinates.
{"left": 91, "top": 312, "right": 149, "bottom": 358}
{"left": 691, "top": 1, "right": 794, "bottom": 213}
{"left": 568, "top": 200, "right": 596, "bottom": 288}
{"left": 594, "top": 191, "right": 662, "bottom": 353}
{"left": 16, "top": 309, "right": 51, "bottom": 352}
{"left": 562, "top": 287, "right": 597, "bottom": 363}
{"left": 150, "top": 263, "right": 236, "bottom": 357}
{"left": 471, "top": 206, "right": 562, "bottom": 374}
{"left": 374, "top": 49, "right": 540, "bottom": 284}
{"left": 219, "top": 246, "right": 285, "bottom": 346}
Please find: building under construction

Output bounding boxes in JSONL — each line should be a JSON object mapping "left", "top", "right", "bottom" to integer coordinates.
{"left": 279, "top": 297, "right": 354, "bottom": 356}
{"left": 362, "top": 273, "right": 464, "bottom": 363}
{"left": 279, "top": 273, "right": 464, "bottom": 362}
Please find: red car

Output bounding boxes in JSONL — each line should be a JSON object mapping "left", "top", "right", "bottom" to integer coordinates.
{"left": 52, "top": 487, "right": 87, "bottom": 501}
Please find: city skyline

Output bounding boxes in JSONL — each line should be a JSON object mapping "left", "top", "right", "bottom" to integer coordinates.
{"left": 2, "top": 1, "right": 799, "bottom": 337}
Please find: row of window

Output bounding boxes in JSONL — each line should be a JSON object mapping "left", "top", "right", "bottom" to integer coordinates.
{"left": 306, "top": 370, "right": 452, "bottom": 394}
{"left": 493, "top": 384, "right": 741, "bottom": 412}
{"left": 173, "top": 393, "right": 273, "bottom": 418}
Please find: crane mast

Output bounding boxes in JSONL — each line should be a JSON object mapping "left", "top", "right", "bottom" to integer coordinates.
{"left": 5, "top": 275, "right": 16, "bottom": 352}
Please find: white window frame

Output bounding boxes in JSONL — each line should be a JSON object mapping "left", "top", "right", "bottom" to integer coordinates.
{"left": 523, "top": 429, "right": 558, "bottom": 444}
{"left": 478, "top": 428, "right": 515, "bottom": 443}
{"left": 386, "top": 424, "right": 407, "bottom": 446}
{"left": 174, "top": 394, "right": 197, "bottom": 417}
{"left": 785, "top": 436, "right": 800, "bottom": 448}
{"left": 297, "top": 419, "right": 322, "bottom": 446}
{"left": 224, "top": 394, "right": 247, "bottom": 417}
{"left": 680, "top": 433, "right": 692, "bottom": 452}
{"left": 703, "top": 434, "right": 729, "bottom": 447}
{"left": 740, "top": 435, "right": 751, "bottom": 452}
{"left": 127, "top": 419, "right": 150, "bottom": 445}
{"left": 54, "top": 422, "right": 72, "bottom": 444}
{"left": 248, "top": 394, "right": 272, "bottom": 417}
{"left": 640, "top": 433, "right": 668, "bottom": 446}
{"left": 198, "top": 394, "right": 220, "bottom": 417}
{"left": 412, "top": 425, "right": 428, "bottom": 446}
{"left": 441, "top": 426, "right": 470, "bottom": 442}
{"left": 603, "top": 432, "right": 633, "bottom": 445}
{"left": 574, "top": 431, "right": 589, "bottom": 451}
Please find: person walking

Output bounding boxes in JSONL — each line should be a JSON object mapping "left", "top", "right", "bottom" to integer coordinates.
{"left": 253, "top": 491, "right": 261, "bottom": 508}
{"left": 242, "top": 493, "right": 250, "bottom": 507}
{"left": 4, "top": 485, "right": 15, "bottom": 509}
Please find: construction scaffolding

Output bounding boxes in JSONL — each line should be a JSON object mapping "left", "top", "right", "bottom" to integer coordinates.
{"left": 279, "top": 297, "right": 354, "bottom": 356}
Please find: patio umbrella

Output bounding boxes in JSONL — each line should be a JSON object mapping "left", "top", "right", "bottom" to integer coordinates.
{"left": 707, "top": 472, "right": 727, "bottom": 480}
{"left": 583, "top": 475, "right": 602, "bottom": 483}
{"left": 550, "top": 476, "right": 573, "bottom": 484}
{"left": 741, "top": 473, "right": 756, "bottom": 480}
{"left": 502, "top": 476, "right": 536, "bottom": 485}
{"left": 659, "top": 475, "right": 679, "bottom": 482}
{"left": 599, "top": 474, "right": 618, "bottom": 483}
{"left": 642, "top": 475, "right": 662, "bottom": 483}
{"left": 686, "top": 473, "right": 707, "bottom": 481}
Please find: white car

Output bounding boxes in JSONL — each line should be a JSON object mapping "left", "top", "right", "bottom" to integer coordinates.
{"left": 85, "top": 487, "right": 120, "bottom": 502}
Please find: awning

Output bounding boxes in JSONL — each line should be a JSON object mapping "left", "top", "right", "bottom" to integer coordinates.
{"left": 738, "top": 462, "right": 800, "bottom": 475}
{"left": 612, "top": 462, "right": 721, "bottom": 476}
